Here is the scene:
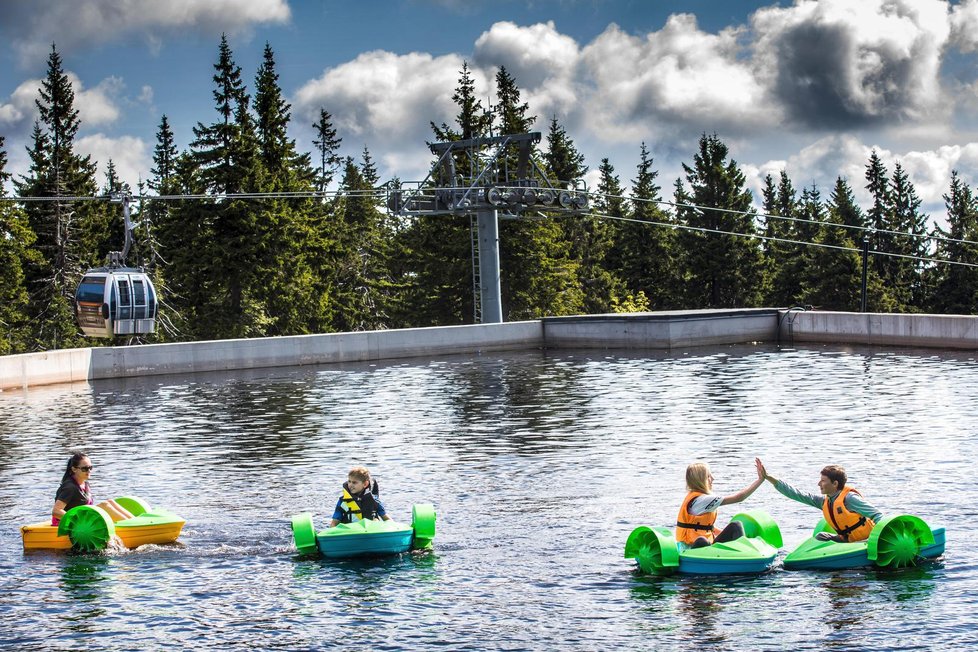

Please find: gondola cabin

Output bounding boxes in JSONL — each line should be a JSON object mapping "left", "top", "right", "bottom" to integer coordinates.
{"left": 75, "top": 268, "right": 158, "bottom": 338}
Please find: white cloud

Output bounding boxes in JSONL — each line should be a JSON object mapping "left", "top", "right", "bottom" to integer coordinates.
{"left": 579, "top": 17, "right": 773, "bottom": 144}
{"left": 138, "top": 86, "right": 154, "bottom": 105}
{"left": 473, "top": 20, "right": 579, "bottom": 90}
{"left": 293, "top": 50, "right": 476, "bottom": 180}
{"left": 0, "top": 79, "right": 40, "bottom": 129}
{"left": 950, "top": 0, "right": 978, "bottom": 52}
{"left": 750, "top": 0, "right": 951, "bottom": 127}
{"left": 746, "top": 135, "right": 978, "bottom": 216}
{"left": 0, "top": 73, "right": 124, "bottom": 135}
{"left": 1, "top": 0, "right": 290, "bottom": 65}
{"left": 76, "top": 134, "right": 151, "bottom": 191}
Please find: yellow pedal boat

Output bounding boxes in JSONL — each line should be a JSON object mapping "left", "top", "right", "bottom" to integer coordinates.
{"left": 22, "top": 496, "right": 185, "bottom": 551}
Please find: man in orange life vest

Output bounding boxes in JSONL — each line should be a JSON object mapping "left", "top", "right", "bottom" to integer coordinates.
{"left": 756, "top": 459, "right": 883, "bottom": 542}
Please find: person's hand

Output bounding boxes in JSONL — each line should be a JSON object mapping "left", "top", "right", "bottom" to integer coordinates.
{"left": 755, "top": 457, "right": 767, "bottom": 480}
{"left": 815, "top": 532, "right": 839, "bottom": 542}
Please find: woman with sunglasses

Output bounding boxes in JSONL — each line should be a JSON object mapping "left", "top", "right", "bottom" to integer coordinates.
{"left": 51, "top": 452, "right": 134, "bottom": 526}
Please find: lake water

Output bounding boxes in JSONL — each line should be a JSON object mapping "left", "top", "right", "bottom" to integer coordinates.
{"left": 1, "top": 344, "right": 975, "bottom": 650}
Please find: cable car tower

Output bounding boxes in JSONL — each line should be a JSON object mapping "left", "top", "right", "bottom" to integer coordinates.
{"left": 388, "top": 132, "right": 589, "bottom": 323}
{"left": 74, "top": 192, "right": 158, "bottom": 338}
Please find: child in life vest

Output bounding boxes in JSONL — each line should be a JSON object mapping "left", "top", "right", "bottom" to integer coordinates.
{"left": 756, "top": 459, "right": 883, "bottom": 542}
{"left": 329, "top": 466, "right": 391, "bottom": 527}
{"left": 675, "top": 458, "right": 766, "bottom": 549}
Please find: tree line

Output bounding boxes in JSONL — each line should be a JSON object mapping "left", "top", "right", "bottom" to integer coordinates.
{"left": 2, "top": 39, "right": 977, "bottom": 355}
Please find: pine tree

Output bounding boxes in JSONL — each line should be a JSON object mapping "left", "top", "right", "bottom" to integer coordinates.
{"left": 928, "top": 171, "right": 978, "bottom": 314}
{"left": 545, "top": 115, "right": 617, "bottom": 313}
{"left": 150, "top": 115, "right": 178, "bottom": 189}
{"left": 609, "top": 143, "right": 679, "bottom": 308}
{"left": 330, "top": 156, "right": 393, "bottom": 330}
{"left": 0, "top": 136, "right": 36, "bottom": 354}
{"left": 678, "top": 134, "right": 764, "bottom": 308}
{"left": 187, "top": 34, "right": 267, "bottom": 337}
{"left": 397, "top": 63, "right": 491, "bottom": 326}
{"left": 864, "top": 151, "right": 893, "bottom": 293}
{"left": 251, "top": 42, "right": 327, "bottom": 336}
{"left": 431, "top": 61, "right": 491, "bottom": 141}
{"left": 143, "top": 114, "right": 187, "bottom": 340}
{"left": 493, "top": 67, "right": 580, "bottom": 318}
{"left": 312, "top": 108, "right": 342, "bottom": 193}
{"left": 14, "top": 45, "right": 99, "bottom": 350}
{"left": 888, "top": 163, "right": 929, "bottom": 310}
{"left": 802, "top": 180, "right": 865, "bottom": 310}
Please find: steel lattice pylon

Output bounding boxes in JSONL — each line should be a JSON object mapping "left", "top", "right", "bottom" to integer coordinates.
{"left": 387, "top": 132, "right": 589, "bottom": 323}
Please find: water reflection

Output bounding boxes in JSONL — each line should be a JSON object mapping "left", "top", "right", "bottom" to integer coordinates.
{"left": 59, "top": 554, "right": 111, "bottom": 625}
{"left": 821, "top": 573, "right": 870, "bottom": 632}
{"left": 2, "top": 345, "right": 977, "bottom": 649}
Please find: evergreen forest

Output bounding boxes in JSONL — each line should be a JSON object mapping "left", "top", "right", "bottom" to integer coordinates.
{"left": 2, "top": 40, "right": 978, "bottom": 355}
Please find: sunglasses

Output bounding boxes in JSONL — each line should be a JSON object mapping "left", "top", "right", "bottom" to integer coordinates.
{"left": 76, "top": 465, "right": 94, "bottom": 472}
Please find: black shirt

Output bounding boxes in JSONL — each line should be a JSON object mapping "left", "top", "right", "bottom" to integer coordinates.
{"left": 55, "top": 479, "right": 92, "bottom": 512}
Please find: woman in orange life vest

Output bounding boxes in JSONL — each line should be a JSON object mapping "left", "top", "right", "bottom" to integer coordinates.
{"left": 756, "top": 459, "right": 882, "bottom": 542}
{"left": 676, "top": 458, "right": 766, "bottom": 549}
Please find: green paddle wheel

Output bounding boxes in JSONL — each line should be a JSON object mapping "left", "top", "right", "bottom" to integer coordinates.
{"left": 624, "top": 526, "right": 680, "bottom": 575}
{"left": 57, "top": 505, "right": 116, "bottom": 552}
{"left": 868, "top": 515, "right": 936, "bottom": 568}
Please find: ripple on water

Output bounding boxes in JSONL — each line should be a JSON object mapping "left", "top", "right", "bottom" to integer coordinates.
{"left": 2, "top": 344, "right": 977, "bottom": 648}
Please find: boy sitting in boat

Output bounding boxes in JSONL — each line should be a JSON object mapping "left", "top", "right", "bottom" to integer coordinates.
{"left": 756, "top": 459, "right": 883, "bottom": 542}
{"left": 329, "top": 466, "right": 392, "bottom": 527}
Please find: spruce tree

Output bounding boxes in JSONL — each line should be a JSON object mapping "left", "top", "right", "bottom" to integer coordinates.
{"left": 545, "top": 115, "right": 617, "bottom": 313}
{"left": 887, "top": 163, "right": 929, "bottom": 310}
{"left": 0, "top": 136, "right": 36, "bottom": 354}
{"left": 251, "top": 42, "right": 327, "bottom": 336}
{"left": 398, "top": 62, "right": 490, "bottom": 326}
{"left": 330, "top": 155, "right": 393, "bottom": 330}
{"left": 14, "top": 45, "right": 99, "bottom": 350}
{"left": 312, "top": 108, "right": 342, "bottom": 193}
{"left": 802, "top": 180, "right": 864, "bottom": 310}
{"left": 609, "top": 143, "right": 679, "bottom": 308}
{"left": 493, "top": 67, "right": 581, "bottom": 319}
{"left": 677, "top": 134, "right": 764, "bottom": 308}
{"left": 928, "top": 171, "right": 978, "bottom": 314}
{"left": 187, "top": 34, "right": 267, "bottom": 337}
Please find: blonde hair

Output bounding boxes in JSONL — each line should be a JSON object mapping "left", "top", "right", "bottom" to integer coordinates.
{"left": 685, "top": 463, "right": 712, "bottom": 494}
{"left": 348, "top": 466, "right": 371, "bottom": 483}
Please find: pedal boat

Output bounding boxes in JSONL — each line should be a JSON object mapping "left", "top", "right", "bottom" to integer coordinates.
{"left": 783, "top": 514, "right": 945, "bottom": 570}
{"left": 625, "top": 509, "right": 782, "bottom": 575}
{"left": 21, "top": 496, "right": 185, "bottom": 552}
{"left": 291, "top": 504, "right": 436, "bottom": 559}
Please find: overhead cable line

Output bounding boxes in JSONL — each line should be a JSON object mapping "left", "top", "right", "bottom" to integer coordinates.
{"left": 7, "top": 188, "right": 978, "bottom": 267}
{"left": 581, "top": 209, "right": 978, "bottom": 269}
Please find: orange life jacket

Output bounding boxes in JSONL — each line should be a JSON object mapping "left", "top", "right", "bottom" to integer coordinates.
{"left": 822, "top": 486, "right": 875, "bottom": 542}
{"left": 676, "top": 491, "right": 719, "bottom": 545}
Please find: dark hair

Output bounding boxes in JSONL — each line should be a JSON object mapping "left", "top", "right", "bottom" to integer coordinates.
{"left": 61, "top": 452, "right": 89, "bottom": 484}
{"left": 821, "top": 465, "right": 847, "bottom": 489}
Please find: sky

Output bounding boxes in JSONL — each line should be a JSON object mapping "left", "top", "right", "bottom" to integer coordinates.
{"left": 4, "top": 0, "right": 978, "bottom": 219}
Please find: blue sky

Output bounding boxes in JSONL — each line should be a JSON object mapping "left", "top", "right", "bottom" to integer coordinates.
{"left": 3, "top": 0, "right": 978, "bottom": 218}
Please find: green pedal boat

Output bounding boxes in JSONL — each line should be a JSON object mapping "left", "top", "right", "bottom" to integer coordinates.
{"left": 625, "top": 509, "right": 782, "bottom": 575}
{"left": 783, "top": 514, "right": 946, "bottom": 570}
{"left": 291, "top": 504, "right": 436, "bottom": 559}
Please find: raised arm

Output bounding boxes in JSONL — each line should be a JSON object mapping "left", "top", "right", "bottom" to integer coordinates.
{"left": 719, "top": 459, "right": 766, "bottom": 506}
{"left": 756, "top": 458, "right": 823, "bottom": 508}
{"left": 756, "top": 457, "right": 778, "bottom": 485}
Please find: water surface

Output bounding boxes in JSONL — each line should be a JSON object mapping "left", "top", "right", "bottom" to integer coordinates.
{"left": 1, "top": 345, "right": 975, "bottom": 649}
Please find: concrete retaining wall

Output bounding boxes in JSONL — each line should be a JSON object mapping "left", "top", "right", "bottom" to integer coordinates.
{"left": 4, "top": 309, "right": 977, "bottom": 391}
{"left": 778, "top": 310, "right": 978, "bottom": 349}
{"left": 1, "top": 321, "right": 543, "bottom": 391}
{"left": 543, "top": 309, "right": 779, "bottom": 349}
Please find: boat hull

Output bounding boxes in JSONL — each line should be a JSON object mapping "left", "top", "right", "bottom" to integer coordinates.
{"left": 784, "top": 516, "right": 945, "bottom": 570}
{"left": 22, "top": 511, "right": 185, "bottom": 551}
{"left": 315, "top": 520, "right": 415, "bottom": 558}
